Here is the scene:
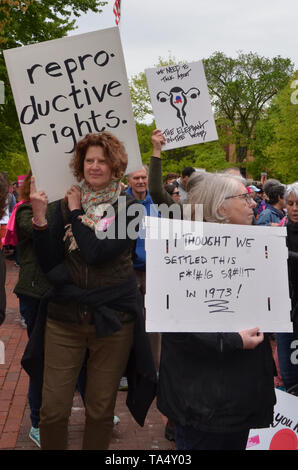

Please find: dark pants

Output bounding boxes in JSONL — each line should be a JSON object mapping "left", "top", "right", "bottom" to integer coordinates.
{"left": 18, "top": 295, "right": 42, "bottom": 428}
{"left": 175, "top": 424, "right": 250, "bottom": 450}
{"left": 40, "top": 317, "right": 134, "bottom": 450}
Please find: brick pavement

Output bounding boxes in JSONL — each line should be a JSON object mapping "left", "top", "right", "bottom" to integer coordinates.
{"left": 0, "top": 258, "right": 176, "bottom": 451}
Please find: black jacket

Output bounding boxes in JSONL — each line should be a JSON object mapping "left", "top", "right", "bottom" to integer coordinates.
{"left": 157, "top": 331, "right": 275, "bottom": 433}
{"left": 287, "top": 220, "right": 298, "bottom": 337}
{"left": 21, "top": 267, "right": 157, "bottom": 427}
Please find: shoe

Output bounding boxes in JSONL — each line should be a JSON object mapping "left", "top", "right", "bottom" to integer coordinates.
{"left": 29, "top": 426, "right": 40, "bottom": 448}
{"left": 20, "top": 317, "right": 27, "bottom": 329}
{"left": 118, "top": 376, "right": 128, "bottom": 391}
{"left": 113, "top": 415, "right": 120, "bottom": 425}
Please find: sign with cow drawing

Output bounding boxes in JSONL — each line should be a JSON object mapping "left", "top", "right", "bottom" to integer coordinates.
{"left": 145, "top": 61, "right": 218, "bottom": 150}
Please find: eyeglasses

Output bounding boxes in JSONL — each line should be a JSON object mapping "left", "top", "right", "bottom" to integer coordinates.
{"left": 225, "top": 193, "right": 253, "bottom": 204}
{"left": 172, "top": 191, "right": 180, "bottom": 195}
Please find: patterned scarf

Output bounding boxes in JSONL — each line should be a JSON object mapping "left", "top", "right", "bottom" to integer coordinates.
{"left": 64, "top": 180, "right": 121, "bottom": 252}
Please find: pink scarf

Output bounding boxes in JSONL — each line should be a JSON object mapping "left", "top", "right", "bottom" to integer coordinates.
{"left": 1, "top": 200, "right": 29, "bottom": 247}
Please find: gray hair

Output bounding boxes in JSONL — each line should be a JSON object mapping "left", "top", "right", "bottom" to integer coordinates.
{"left": 186, "top": 173, "right": 245, "bottom": 223}
{"left": 126, "top": 165, "right": 149, "bottom": 180}
{"left": 285, "top": 182, "right": 298, "bottom": 201}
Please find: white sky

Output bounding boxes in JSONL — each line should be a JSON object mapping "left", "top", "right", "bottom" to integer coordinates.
{"left": 72, "top": 0, "right": 298, "bottom": 79}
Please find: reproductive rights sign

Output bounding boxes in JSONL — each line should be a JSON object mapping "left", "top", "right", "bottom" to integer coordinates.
{"left": 145, "top": 217, "right": 292, "bottom": 332}
{"left": 4, "top": 27, "right": 142, "bottom": 202}
{"left": 145, "top": 61, "right": 218, "bottom": 150}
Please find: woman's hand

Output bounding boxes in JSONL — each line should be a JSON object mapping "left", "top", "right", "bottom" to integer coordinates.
{"left": 239, "top": 327, "right": 264, "bottom": 350}
{"left": 152, "top": 129, "right": 166, "bottom": 158}
{"left": 30, "top": 176, "right": 48, "bottom": 225}
{"left": 65, "top": 185, "right": 81, "bottom": 212}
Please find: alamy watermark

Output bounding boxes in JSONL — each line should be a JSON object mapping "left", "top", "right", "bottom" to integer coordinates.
{"left": 290, "top": 80, "right": 298, "bottom": 105}
{"left": 94, "top": 198, "right": 204, "bottom": 249}
{"left": 290, "top": 339, "right": 298, "bottom": 365}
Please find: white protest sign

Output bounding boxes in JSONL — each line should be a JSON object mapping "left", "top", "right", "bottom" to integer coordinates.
{"left": 145, "top": 216, "right": 292, "bottom": 332}
{"left": 247, "top": 389, "right": 298, "bottom": 450}
{"left": 145, "top": 61, "right": 218, "bottom": 150}
{"left": 4, "top": 27, "right": 142, "bottom": 202}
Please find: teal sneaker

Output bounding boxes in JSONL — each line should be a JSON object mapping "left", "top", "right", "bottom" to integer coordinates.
{"left": 29, "top": 426, "right": 40, "bottom": 448}
{"left": 113, "top": 415, "right": 120, "bottom": 425}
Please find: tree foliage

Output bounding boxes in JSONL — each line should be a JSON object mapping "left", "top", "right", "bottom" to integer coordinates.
{"left": 204, "top": 51, "right": 294, "bottom": 163}
{"left": 130, "top": 51, "right": 294, "bottom": 176}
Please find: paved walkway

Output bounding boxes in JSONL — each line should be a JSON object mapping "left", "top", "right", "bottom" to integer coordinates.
{"left": 0, "top": 258, "right": 176, "bottom": 451}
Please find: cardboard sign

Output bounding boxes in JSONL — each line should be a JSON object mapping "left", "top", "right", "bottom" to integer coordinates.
{"left": 145, "top": 61, "right": 218, "bottom": 150}
{"left": 247, "top": 389, "right": 298, "bottom": 450}
{"left": 144, "top": 216, "right": 292, "bottom": 332}
{"left": 4, "top": 27, "right": 142, "bottom": 202}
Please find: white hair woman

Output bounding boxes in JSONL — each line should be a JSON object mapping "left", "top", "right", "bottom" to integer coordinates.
{"left": 275, "top": 182, "right": 298, "bottom": 394}
{"left": 149, "top": 131, "right": 275, "bottom": 451}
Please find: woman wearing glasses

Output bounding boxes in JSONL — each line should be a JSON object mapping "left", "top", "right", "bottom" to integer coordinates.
{"left": 149, "top": 130, "right": 275, "bottom": 450}
{"left": 275, "top": 182, "right": 298, "bottom": 395}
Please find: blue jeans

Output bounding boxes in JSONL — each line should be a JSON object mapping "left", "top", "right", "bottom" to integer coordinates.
{"left": 18, "top": 294, "right": 42, "bottom": 428}
{"left": 175, "top": 424, "right": 250, "bottom": 450}
{"left": 276, "top": 333, "right": 298, "bottom": 390}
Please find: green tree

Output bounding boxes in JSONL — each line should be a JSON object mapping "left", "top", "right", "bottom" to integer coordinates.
{"left": 204, "top": 51, "right": 294, "bottom": 164}
{"left": 0, "top": 0, "right": 107, "bottom": 180}
{"left": 262, "top": 72, "right": 298, "bottom": 182}
{"left": 130, "top": 52, "right": 294, "bottom": 174}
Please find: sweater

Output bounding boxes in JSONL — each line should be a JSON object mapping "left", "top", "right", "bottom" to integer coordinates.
{"left": 125, "top": 187, "right": 160, "bottom": 271}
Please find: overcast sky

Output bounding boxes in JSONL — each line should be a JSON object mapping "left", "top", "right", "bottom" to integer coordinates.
{"left": 72, "top": 0, "right": 298, "bottom": 78}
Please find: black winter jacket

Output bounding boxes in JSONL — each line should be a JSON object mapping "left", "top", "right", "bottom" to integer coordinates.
{"left": 157, "top": 331, "right": 276, "bottom": 433}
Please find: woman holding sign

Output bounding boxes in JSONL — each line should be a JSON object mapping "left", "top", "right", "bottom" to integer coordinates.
{"left": 150, "top": 130, "right": 276, "bottom": 451}
{"left": 28, "top": 132, "right": 156, "bottom": 450}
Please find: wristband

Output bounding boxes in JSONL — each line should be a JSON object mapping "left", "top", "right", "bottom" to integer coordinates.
{"left": 32, "top": 217, "right": 48, "bottom": 229}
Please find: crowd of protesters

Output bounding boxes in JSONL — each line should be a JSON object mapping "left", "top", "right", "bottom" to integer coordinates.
{"left": 0, "top": 128, "right": 297, "bottom": 451}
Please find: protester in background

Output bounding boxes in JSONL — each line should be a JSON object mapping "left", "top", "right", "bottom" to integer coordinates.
{"left": 126, "top": 166, "right": 161, "bottom": 371}
{"left": 176, "top": 166, "right": 196, "bottom": 203}
{"left": 12, "top": 181, "right": 19, "bottom": 202}
{"left": 149, "top": 130, "right": 276, "bottom": 450}
{"left": 0, "top": 173, "right": 9, "bottom": 325}
{"left": 28, "top": 132, "right": 155, "bottom": 450}
{"left": 164, "top": 172, "right": 180, "bottom": 185}
{"left": 257, "top": 183, "right": 285, "bottom": 226}
{"left": 275, "top": 182, "right": 298, "bottom": 395}
{"left": 0, "top": 174, "right": 10, "bottom": 250}
{"left": 164, "top": 183, "right": 180, "bottom": 203}
{"left": 12, "top": 170, "right": 57, "bottom": 447}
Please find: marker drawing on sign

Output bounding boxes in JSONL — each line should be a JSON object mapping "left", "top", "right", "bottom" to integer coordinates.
{"left": 157, "top": 86, "right": 200, "bottom": 127}
{"left": 265, "top": 245, "right": 268, "bottom": 259}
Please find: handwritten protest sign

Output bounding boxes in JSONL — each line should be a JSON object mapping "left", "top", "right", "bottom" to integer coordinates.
{"left": 144, "top": 216, "right": 292, "bottom": 332}
{"left": 4, "top": 27, "right": 142, "bottom": 202}
{"left": 145, "top": 61, "right": 218, "bottom": 150}
{"left": 247, "top": 389, "right": 298, "bottom": 450}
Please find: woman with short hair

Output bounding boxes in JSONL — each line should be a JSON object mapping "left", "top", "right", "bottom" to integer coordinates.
{"left": 29, "top": 131, "right": 151, "bottom": 450}
{"left": 275, "top": 182, "right": 298, "bottom": 394}
{"left": 149, "top": 129, "right": 276, "bottom": 451}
